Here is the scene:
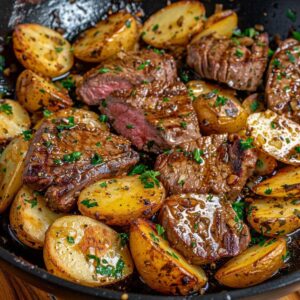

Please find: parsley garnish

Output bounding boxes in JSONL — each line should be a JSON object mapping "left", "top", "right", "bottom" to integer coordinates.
{"left": 235, "top": 49, "right": 244, "bottom": 58}
{"left": 0, "top": 55, "right": 5, "bottom": 73}
{"left": 149, "top": 232, "right": 159, "bottom": 244}
{"left": 126, "top": 124, "right": 134, "bottom": 129}
{"left": 125, "top": 19, "right": 131, "bottom": 28}
{"left": 98, "top": 68, "right": 110, "bottom": 74}
{"left": 215, "top": 95, "right": 228, "bottom": 107}
{"left": 136, "top": 60, "right": 151, "bottom": 70}
{"left": 99, "top": 181, "right": 107, "bottom": 188}
{"left": 91, "top": 153, "right": 103, "bottom": 165}
{"left": 292, "top": 31, "right": 300, "bottom": 41}
{"left": 22, "top": 130, "right": 32, "bottom": 141}
{"left": 67, "top": 236, "right": 75, "bottom": 244}
{"left": 24, "top": 198, "right": 38, "bottom": 208}
{"left": 232, "top": 200, "right": 246, "bottom": 220}
{"left": 152, "top": 24, "right": 159, "bottom": 32}
{"left": 99, "top": 114, "right": 108, "bottom": 123}
{"left": 63, "top": 151, "right": 82, "bottom": 163}
{"left": 80, "top": 199, "right": 98, "bottom": 208}
{"left": 56, "top": 116, "right": 75, "bottom": 131}
{"left": 118, "top": 233, "right": 129, "bottom": 247}
{"left": 240, "top": 137, "right": 254, "bottom": 150}
{"left": 155, "top": 224, "right": 165, "bottom": 237}
{"left": 55, "top": 47, "right": 63, "bottom": 53}
{"left": 295, "top": 146, "right": 300, "bottom": 153}
{"left": 250, "top": 100, "right": 259, "bottom": 112}
{"left": 0, "top": 103, "right": 12, "bottom": 115}
{"left": 286, "top": 8, "right": 297, "bottom": 22}
{"left": 193, "top": 148, "right": 204, "bottom": 164}
{"left": 166, "top": 251, "right": 179, "bottom": 259}
{"left": 128, "top": 164, "right": 148, "bottom": 176}
{"left": 139, "top": 170, "right": 160, "bottom": 188}
{"left": 43, "top": 109, "right": 52, "bottom": 117}
{"left": 180, "top": 121, "right": 187, "bottom": 129}
{"left": 256, "top": 159, "right": 264, "bottom": 168}
{"left": 60, "top": 77, "right": 75, "bottom": 90}
{"left": 264, "top": 188, "right": 272, "bottom": 195}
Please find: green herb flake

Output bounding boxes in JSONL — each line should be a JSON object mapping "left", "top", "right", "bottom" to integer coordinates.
{"left": 118, "top": 233, "right": 129, "bottom": 247}
{"left": 268, "top": 48, "right": 275, "bottom": 57}
{"left": 128, "top": 164, "right": 148, "bottom": 176}
{"left": 99, "top": 181, "right": 107, "bottom": 188}
{"left": 55, "top": 47, "right": 64, "bottom": 53}
{"left": 232, "top": 200, "right": 246, "bottom": 220}
{"left": 137, "top": 60, "right": 151, "bottom": 70}
{"left": 166, "top": 250, "right": 179, "bottom": 260}
{"left": 67, "top": 236, "right": 75, "bottom": 244}
{"left": 264, "top": 188, "right": 272, "bottom": 195}
{"left": 0, "top": 103, "right": 13, "bottom": 115}
{"left": 139, "top": 170, "right": 160, "bottom": 189}
{"left": 240, "top": 137, "right": 254, "bottom": 150}
{"left": 295, "top": 146, "right": 300, "bottom": 153}
{"left": 180, "top": 121, "right": 187, "bottom": 129}
{"left": 56, "top": 116, "right": 75, "bottom": 131}
{"left": 80, "top": 199, "right": 98, "bottom": 208}
{"left": 43, "top": 109, "right": 53, "bottom": 118}
{"left": 60, "top": 77, "right": 75, "bottom": 90}
{"left": 149, "top": 232, "right": 159, "bottom": 244}
{"left": 162, "top": 97, "right": 170, "bottom": 102}
{"left": 193, "top": 148, "right": 204, "bottom": 164}
{"left": 152, "top": 24, "right": 159, "bottom": 32}
{"left": 99, "top": 114, "right": 108, "bottom": 123}
{"left": 0, "top": 55, "right": 5, "bottom": 73}
{"left": 235, "top": 48, "right": 244, "bottom": 58}
{"left": 250, "top": 100, "right": 259, "bottom": 112}
{"left": 126, "top": 124, "right": 134, "bottom": 129}
{"left": 22, "top": 130, "right": 33, "bottom": 141}
{"left": 24, "top": 198, "right": 38, "bottom": 208}
{"left": 91, "top": 153, "right": 103, "bottom": 165}
{"left": 286, "top": 50, "right": 296, "bottom": 63}
{"left": 286, "top": 8, "right": 297, "bottom": 22}
{"left": 98, "top": 68, "right": 110, "bottom": 74}
{"left": 292, "top": 31, "right": 300, "bottom": 41}
{"left": 272, "top": 58, "right": 281, "bottom": 68}
{"left": 256, "top": 159, "right": 264, "bottom": 168}
{"left": 125, "top": 19, "right": 131, "bottom": 28}
{"left": 63, "top": 151, "right": 82, "bottom": 163}
{"left": 155, "top": 224, "right": 165, "bottom": 237}
{"left": 215, "top": 95, "right": 228, "bottom": 107}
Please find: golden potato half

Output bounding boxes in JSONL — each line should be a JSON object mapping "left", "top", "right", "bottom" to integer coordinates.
{"left": 142, "top": 1, "right": 205, "bottom": 48}
{"left": 215, "top": 238, "right": 287, "bottom": 288}
{"left": 247, "top": 110, "right": 300, "bottom": 165}
{"left": 10, "top": 186, "right": 63, "bottom": 249}
{"left": 187, "top": 80, "right": 248, "bottom": 134}
{"left": 79, "top": 175, "right": 166, "bottom": 226}
{"left": 13, "top": 23, "right": 73, "bottom": 78}
{"left": 130, "top": 218, "right": 207, "bottom": 295}
{"left": 44, "top": 215, "right": 134, "bottom": 287}
{"left": 253, "top": 166, "right": 300, "bottom": 197}
{"left": 247, "top": 197, "right": 300, "bottom": 236}
{"left": 16, "top": 70, "right": 73, "bottom": 113}
{"left": 0, "top": 137, "right": 29, "bottom": 213}
{"left": 73, "top": 12, "right": 139, "bottom": 62}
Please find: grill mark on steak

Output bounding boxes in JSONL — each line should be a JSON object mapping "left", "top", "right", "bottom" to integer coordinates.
{"left": 159, "top": 193, "right": 250, "bottom": 264}
{"left": 187, "top": 34, "right": 269, "bottom": 91}
{"left": 23, "top": 119, "right": 139, "bottom": 212}
{"left": 266, "top": 38, "right": 300, "bottom": 123}
{"left": 77, "top": 49, "right": 178, "bottom": 106}
{"left": 101, "top": 83, "right": 201, "bottom": 153}
{"left": 155, "top": 134, "right": 257, "bottom": 199}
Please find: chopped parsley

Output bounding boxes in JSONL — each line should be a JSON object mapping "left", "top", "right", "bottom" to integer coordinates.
{"left": 180, "top": 121, "right": 187, "bottom": 129}
{"left": 256, "top": 159, "right": 264, "bottom": 168}
{"left": 235, "top": 49, "right": 244, "bottom": 58}
{"left": 0, "top": 55, "right": 5, "bottom": 73}
{"left": 98, "top": 68, "right": 110, "bottom": 74}
{"left": 126, "top": 124, "right": 134, "bottom": 129}
{"left": 286, "top": 8, "right": 297, "bottom": 22}
{"left": 55, "top": 47, "right": 64, "bottom": 53}
{"left": 44, "top": 141, "right": 52, "bottom": 148}
{"left": 67, "top": 236, "right": 75, "bottom": 244}
{"left": 39, "top": 88, "right": 46, "bottom": 94}
{"left": 155, "top": 224, "right": 165, "bottom": 237}
{"left": 193, "top": 148, "right": 204, "bottom": 164}
{"left": 295, "top": 146, "right": 300, "bottom": 153}
{"left": 272, "top": 58, "right": 281, "bottom": 68}
{"left": 99, "top": 114, "right": 108, "bottom": 123}
{"left": 149, "top": 232, "right": 159, "bottom": 244}
{"left": 128, "top": 164, "right": 148, "bottom": 176}
{"left": 179, "top": 70, "right": 189, "bottom": 83}
{"left": 80, "top": 199, "right": 98, "bottom": 208}
{"left": 215, "top": 95, "right": 228, "bottom": 107}
{"left": 91, "top": 153, "right": 103, "bottom": 165}
{"left": 152, "top": 24, "right": 159, "bottom": 32}
{"left": 286, "top": 50, "right": 296, "bottom": 63}
{"left": 99, "top": 181, "right": 107, "bottom": 188}
{"left": 268, "top": 48, "right": 275, "bottom": 57}
{"left": 264, "top": 188, "right": 272, "bottom": 195}
{"left": 22, "top": 130, "right": 33, "bottom": 141}
{"left": 43, "top": 109, "right": 53, "bottom": 118}
{"left": 178, "top": 179, "right": 185, "bottom": 186}
{"left": 232, "top": 200, "right": 246, "bottom": 220}
{"left": 24, "top": 198, "right": 38, "bottom": 208}
{"left": 162, "top": 97, "right": 170, "bottom": 102}
{"left": 0, "top": 103, "right": 13, "bottom": 115}
{"left": 137, "top": 60, "right": 151, "bottom": 70}
{"left": 240, "top": 137, "right": 254, "bottom": 150}
{"left": 292, "top": 31, "right": 300, "bottom": 41}
{"left": 139, "top": 170, "right": 160, "bottom": 188}
{"left": 56, "top": 116, "right": 75, "bottom": 131}
{"left": 166, "top": 250, "right": 179, "bottom": 259}
{"left": 118, "top": 233, "right": 129, "bottom": 247}
{"left": 63, "top": 151, "right": 82, "bottom": 163}
{"left": 125, "top": 19, "right": 131, "bottom": 28}
{"left": 60, "top": 77, "right": 75, "bottom": 90}
{"left": 250, "top": 100, "right": 259, "bottom": 112}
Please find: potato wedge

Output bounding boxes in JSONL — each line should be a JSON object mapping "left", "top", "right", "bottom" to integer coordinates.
{"left": 13, "top": 23, "right": 73, "bottom": 77}
{"left": 9, "top": 186, "right": 63, "bottom": 249}
{"left": 187, "top": 80, "right": 248, "bottom": 134}
{"left": 142, "top": 1, "right": 205, "bottom": 48}
{"left": 253, "top": 166, "right": 300, "bottom": 197}
{"left": 73, "top": 12, "right": 139, "bottom": 62}
{"left": 247, "top": 110, "right": 300, "bottom": 165}
{"left": 247, "top": 197, "right": 300, "bottom": 236}
{"left": 78, "top": 175, "right": 165, "bottom": 226}
{"left": 16, "top": 70, "right": 73, "bottom": 113}
{"left": 0, "top": 137, "right": 29, "bottom": 213}
{"left": 242, "top": 93, "right": 265, "bottom": 115}
{"left": 130, "top": 218, "right": 207, "bottom": 295}
{"left": 255, "top": 151, "right": 277, "bottom": 176}
{"left": 215, "top": 238, "right": 287, "bottom": 288}
{"left": 44, "top": 215, "right": 133, "bottom": 287}
{"left": 0, "top": 99, "right": 31, "bottom": 143}
{"left": 191, "top": 10, "right": 238, "bottom": 42}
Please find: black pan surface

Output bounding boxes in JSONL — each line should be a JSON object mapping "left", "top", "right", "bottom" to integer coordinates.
{"left": 0, "top": 1, "right": 300, "bottom": 299}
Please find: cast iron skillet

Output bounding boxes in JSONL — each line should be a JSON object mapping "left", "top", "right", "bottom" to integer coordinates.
{"left": 0, "top": 0, "right": 300, "bottom": 299}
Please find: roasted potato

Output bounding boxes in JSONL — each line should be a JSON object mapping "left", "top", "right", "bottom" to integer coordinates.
{"left": 73, "top": 12, "right": 139, "bottom": 62}
{"left": 247, "top": 110, "right": 300, "bottom": 165}
{"left": 16, "top": 70, "right": 73, "bottom": 113}
{"left": 13, "top": 23, "right": 73, "bottom": 78}
{"left": 255, "top": 151, "right": 277, "bottom": 176}
{"left": 191, "top": 10, "right": 238, "bottom": 42}
{"left": 78, "top": 175, "right": 165, "bottom": 226}
{"left": 242, "top": 93, "right": 265, "bottom": 115}
{"left": 0, "top": 99, "right": 30, "bottom": 143}
{"left": 253, "top": 166, "right": 300, "bottom": 197}
{"left": 142, "top": 1, "right": 205, "bottom": 48}
{"left": 187, "top": 80, "right": 248, "bottom": 134}
{"left": 0, "top": 137, "right": 29, "bottom": 213}
{"left": 215, "top": 238, "right": 287, "bottom": 288}
{"left": 9, "top": 186, "right": 63, "bottom": 249}
{"left": 247, "top": 197, "right": 300, "bottom": 236}
{"left": 44, "top": 215, "right": 134, "bottom": 287}
{"left": 130, "top": 218, "right": 207, "bottom": 295}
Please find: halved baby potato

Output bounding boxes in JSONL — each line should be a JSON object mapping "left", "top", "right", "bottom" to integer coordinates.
{"left": 0, "top": 137, "right": 29, "bottom": 213}
{"left": 242, "top": 93, "right": 265, "bottom": 115}
{"left": 255, "top": 151, "right": 277, "bottom": 176}
{"left": 9, "top": 186, "right": 63, "bottom": 249}
{"left": 16, "top": 70, "right": 73, "bottom": 113}
{"left": 44, "top": 215, "right": 134, "bottom": 287}
{"left": 191, "top": 10, "right": 238, "bottom": 42}
{"left": 247, "top": 197, "right": 300, "bottom": 236}
{"left": 13, "top": 23, "right": 73, "bottom": 78}
{"left": 247, "top": 110, "right": 300, "bottom": 165}
{"left": 78, "top": 175, "right": 166, "bottom": 226}
{"left": 73, "top": 12, "right": 139, "bottom": 62}
{"left": 253, "top": 166, "right": 300, "bottom": 197}
{"left": 142, "top": 1, "right": 205, "bottom": 48}
{"left": 187, "top": 80, "right": 248, "bottom": 134}
{"left": 130, "top": 218, "right": 207, "bottom": 295}
{"left": 0, "top": 99, "right": 31, "bottom": 143}
{"left": 215, "top": 238, "right": 287, "bottom": 288}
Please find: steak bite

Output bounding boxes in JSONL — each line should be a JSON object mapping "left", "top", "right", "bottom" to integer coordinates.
{"left": 159, "top": 193, "right": 250, "bottom": 264}
{"left": 266, "top": 38, "right": 300, "bottom": 123}
{"left": 155, "top": 134, "right": 257, "bottom": 199}
{"left": 23, "top": 118, "right": 139, "bottom": 212}
{"left": 187, "top": 34, "right": 269, "bottom": 91}
{"left": 77, "top": 49, "right": 178, "bottom": 106}
{"left": 101, "top": 83, "right": 200, "bottom": 153}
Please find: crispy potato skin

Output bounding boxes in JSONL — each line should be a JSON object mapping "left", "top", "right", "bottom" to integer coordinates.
{"left": 129, "top": 218, "right": 207, "bottom": 295}
{"left": 73, "top": 12, "right": 139, "bottom": 62}
{"left": 247, "top": 110, "right": 300, "bottom": 165}
{"left": 16, "top": 70, "right": 73, "bottom": 113}
{"left": 13, "top": 23, "right": 73, "bottom": 77}
{"left": 142, "top": 1, "right": 205, "bottom": 48}
{"left": 0, "top": 137, "right": 29, "bottom": 213}
{"left": 44, "top": 215, "right": 133, "bottom": 287}
{"left": 78, "top": 175, "right": 166, "bottom": 226}
{"left": 247, "top": 197, "right": 300, "bottom": 236}
{"left": 0, "top": 99, "right": 31, "bottom": 143}
{"left": 253, "top": 166, "right": 300, "bottom": 197}
{"left": 192, "top": 10, "right": 238, "bottom": 42}
{"left": 215, "top": 238, "right": 287, "bottom": 288}
{"left": 9, "top": 186, "right": 63, "bottom": 249}
{"left": 255, "top": 151, "right": 277, "bottom": 176}
{"left": 188, "top": 80, "right": 248, "bottom": 134}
